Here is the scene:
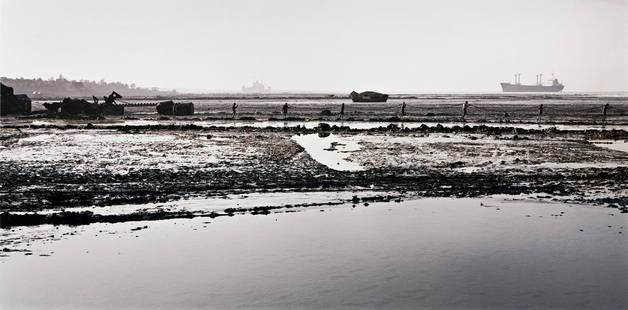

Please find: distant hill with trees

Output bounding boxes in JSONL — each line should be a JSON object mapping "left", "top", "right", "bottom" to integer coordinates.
{"left": 0, "top": 75, "right": 178, "bottom": 98}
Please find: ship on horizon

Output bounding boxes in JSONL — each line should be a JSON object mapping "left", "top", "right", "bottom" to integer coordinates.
{"left": 241, "top": 81, "right": 271, "bottom": 93}
{"left": 501, "top": 73, "right": 564, "bottom": 92}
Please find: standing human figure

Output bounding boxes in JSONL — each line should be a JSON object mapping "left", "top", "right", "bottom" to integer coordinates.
{"left": 232, "top": 102, "right": 238, "bottom": 119}
{"left": 401, "top": 102, "right": 406, "bottom": 117}
{"left": 538, "top": 104, "right": 544, "bottom": 123}
{"left": 462, "top": 101, "right": 469, "bottom": 121}
{"left": 282, "top": 102, "right": 289, "bottom": 119}
{"left": 340, "top": 102, "right": 345, "bottom": 119}
{"left": 602, "top": 103, "right": 609, "bottom": 124}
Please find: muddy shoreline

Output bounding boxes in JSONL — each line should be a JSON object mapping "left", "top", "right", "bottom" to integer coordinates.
{"left": 0, "top": 194, "right": 407, "bottom": 228}
{"left": 3, "top": 122, "right": 628, "bottom": 137}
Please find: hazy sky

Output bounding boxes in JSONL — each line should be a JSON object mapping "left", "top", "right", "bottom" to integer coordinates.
{"left": 1, "top": 0, "right": 626, "bottom": 92}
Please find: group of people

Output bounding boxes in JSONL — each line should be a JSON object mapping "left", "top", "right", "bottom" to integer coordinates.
{"left": 228, "top": 101, "right": 411, "bottom": 120}
{"left": 230, "top": 102, "right": 292, "bottom": 119}
{"left": 229, "top": 101, "right": 410, "bottom": 119}
{"left": 228, "top": 101, "right": 612, "bottom": 123}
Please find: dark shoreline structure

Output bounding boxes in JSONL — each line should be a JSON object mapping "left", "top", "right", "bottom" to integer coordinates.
{"left": 0, "top": 83, "right": 31, "bottom": 116}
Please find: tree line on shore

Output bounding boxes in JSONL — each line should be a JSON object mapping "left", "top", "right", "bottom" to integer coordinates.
{"left": 0, "top": 75, "right": 178, "bottom": 98}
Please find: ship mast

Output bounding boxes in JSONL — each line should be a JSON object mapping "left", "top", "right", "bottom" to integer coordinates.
{"left": 514, "top": 73, "right": 521, "bottom": 85}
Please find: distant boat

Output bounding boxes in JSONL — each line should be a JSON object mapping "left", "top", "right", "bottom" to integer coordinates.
{"left": 501, "top": 73, "right": 564, "bottom": 92}
{"left": 242, "top": 81, "right": 271, "bottom": 93}
{"left": 350, "top": 91, "right": 389, "bottom": 102}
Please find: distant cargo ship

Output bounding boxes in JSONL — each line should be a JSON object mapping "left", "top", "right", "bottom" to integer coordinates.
{"left": 350, "top": 91, "right": 389, "bottom": 102}
{"left": 242, "top": 81, "right": 271, "bottom": 93}
{"left": 501, "top": 73, "right": 564, "bottom": 92}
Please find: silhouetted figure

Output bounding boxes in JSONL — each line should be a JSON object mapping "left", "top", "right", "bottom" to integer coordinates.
{"left": 538, "top": 104, "right": 544, "bottom": 123}
{"left": 92, "top": 96, "right": 99, "bottom": 104}
{"left": 232, "top": 102, "right": 238, "bottom": 119}
{"left": 602, "top": 103, "right": 609, "bottom": 124}
{"left": 282, "top": 102, "right": 289, "bottom": 118}
{"left": 401, "top": 102, "right": 406, "bottom": 116}
{"left": 340, "top": 103, "right": 345, "bottom": 118}
{"left": 462, "top": 101, "right": 469, "bottom": 121}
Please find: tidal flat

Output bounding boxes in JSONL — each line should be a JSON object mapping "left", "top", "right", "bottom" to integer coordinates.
{"left": 1, "top": 105, "right": 627, "bottom": 308}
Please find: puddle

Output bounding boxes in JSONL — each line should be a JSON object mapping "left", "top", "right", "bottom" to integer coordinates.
{"left": 20, "top": 119, "right": 628, "bottom": 131}
{"left": 590, "top": 140, "right": 628, "bottom": 153}
{"left": 291, "top": 133, "right": 365, "bottom": 171}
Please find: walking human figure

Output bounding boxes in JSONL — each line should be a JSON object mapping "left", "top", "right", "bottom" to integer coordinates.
{"left": 232, "top": 102, "right": 238, "bottom": 119}
{"left": 282, "top": 102, "right": 289, "bottom": 119}
{"left": 340, "top": 102, "right": 345, "bottom": 119}
{"left": 462, "top": 101, "right": 469, "bottom": 121}
{"left": 538, "top": 104, "right": 544, "bottom": 123}
{"left": 401, "top": 102, "right": 406, "bottom": 117}
{"left": 602, "top": 103, "right": 609, "bottom": 124}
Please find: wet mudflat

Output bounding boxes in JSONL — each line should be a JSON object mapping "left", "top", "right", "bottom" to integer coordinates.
{"left": 1, "top": 198, "right": 626, "bottom": 309}
{"left": 1, "top": 123, "right": 627, "bottom": 216}
{"left": 1, "top": 113, "right": 627, "bottom": 308}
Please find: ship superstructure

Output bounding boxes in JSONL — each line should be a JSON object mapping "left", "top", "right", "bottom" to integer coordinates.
{"left": 241, "top": 81, "right": 271, "bottom": 93}
{"left": 501, "top": 73, "right": 564, "bottom": 92}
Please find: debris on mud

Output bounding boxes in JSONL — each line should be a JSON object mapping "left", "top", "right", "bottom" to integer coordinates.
{"left": 42, "top": 91, "right": 125, "bottom": 118}
{"left": 44, "top": 98, "right": 101, "bottom": 117}
{"left": 156, "top": 101, "right": 194, "bottom": 115}
{"left": 100, "top": 91, "right": 124, "bottom": 115}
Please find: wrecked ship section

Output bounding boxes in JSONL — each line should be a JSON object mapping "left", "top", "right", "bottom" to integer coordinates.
{"left": 0, "top": 83, "right": 31, "bottom": 116}
{"left": 156, "top": 100, "right": 194, "bottom": 116}
{"left": 42, "top": 91, "right": 125, "bottom": 119}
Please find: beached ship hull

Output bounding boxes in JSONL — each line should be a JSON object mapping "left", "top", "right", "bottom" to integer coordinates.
{"left": 350, "top": 91, "right": 389, "bottom": 102}
{"left": 501, "top": 83, "right": 564, "bottom": 92}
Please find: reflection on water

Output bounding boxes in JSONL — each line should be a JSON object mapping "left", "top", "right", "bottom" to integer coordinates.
{"left": 1, "top": 198, "right": 626, "bottom": 309}
{"left": 590, "top": 139, "right": 628, "bottom": 153}
{"left": 291, "top": 133, "right": 365, "bottom": 171}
